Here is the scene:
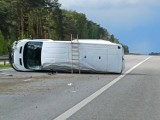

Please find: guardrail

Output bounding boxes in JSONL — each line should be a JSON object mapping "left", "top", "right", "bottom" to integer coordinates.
{"left": 0, "top": 56, "right": 9, "bottom": 65}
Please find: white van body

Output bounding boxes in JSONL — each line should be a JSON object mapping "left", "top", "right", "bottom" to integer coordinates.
{"left": 9, "top": 39, "right": 125, "bottom": 73}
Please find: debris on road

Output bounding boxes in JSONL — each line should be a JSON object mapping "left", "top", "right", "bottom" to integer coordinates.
{"left": 68, "top": 83, "right": 73, "bottom": 86}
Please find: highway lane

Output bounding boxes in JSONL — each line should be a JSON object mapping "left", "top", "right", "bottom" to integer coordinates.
{"left": 68, "top": 56, "right": 160, "bottom": 120}
{"left": 0, "top": 55, "right": 159, "bottom": 120}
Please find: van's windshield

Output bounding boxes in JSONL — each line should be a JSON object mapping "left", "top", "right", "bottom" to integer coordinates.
{"left": 23, "top": 42, "right": 43, "bottom": 70}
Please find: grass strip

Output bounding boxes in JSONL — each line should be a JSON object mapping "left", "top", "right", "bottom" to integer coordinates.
{"left": 0, "top": 64, "right": 11, "bottom": 69}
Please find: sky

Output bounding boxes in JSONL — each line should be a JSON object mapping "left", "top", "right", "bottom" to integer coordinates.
{"left": 59, "top": 0, "right": 160, "bottom": 54}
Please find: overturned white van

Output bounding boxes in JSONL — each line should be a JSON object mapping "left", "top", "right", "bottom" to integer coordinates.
{"left": 9, "top": 39, "right": 125, "bottom": 73}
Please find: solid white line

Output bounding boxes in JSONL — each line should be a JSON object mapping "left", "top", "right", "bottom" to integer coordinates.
{"left": 54, "top": 56, "right": 151, "bottom": 120}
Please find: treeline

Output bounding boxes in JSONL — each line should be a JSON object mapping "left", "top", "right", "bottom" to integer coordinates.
{"left": 149, "top": 52, "right": 160, "bottom": 55}
{"left": 0, "top": 0, "right": 129, "bottom": 55}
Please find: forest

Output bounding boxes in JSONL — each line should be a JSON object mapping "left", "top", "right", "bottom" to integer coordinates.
{"left": 0, "top": 0, "right": 129, "bottom": 55}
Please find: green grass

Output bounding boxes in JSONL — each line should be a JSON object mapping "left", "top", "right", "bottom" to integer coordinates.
{"left": 0, "top": 64, "right": 11, "bottom": 69}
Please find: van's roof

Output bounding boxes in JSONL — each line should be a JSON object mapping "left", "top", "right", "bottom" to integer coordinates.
{"left": 20, "top": 39, "right": 119, "bottom": 45}
{"left": 74, "top": 39, "right": 115, "bottom": 45}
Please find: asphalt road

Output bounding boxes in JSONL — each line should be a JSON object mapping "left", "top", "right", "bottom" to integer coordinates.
{"left": 0, "top": 55, "right": 160, "bottom": 120}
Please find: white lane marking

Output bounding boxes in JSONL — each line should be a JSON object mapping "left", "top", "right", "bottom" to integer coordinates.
{"left": 54, "top": 56, "right": 151, "bottom": 120}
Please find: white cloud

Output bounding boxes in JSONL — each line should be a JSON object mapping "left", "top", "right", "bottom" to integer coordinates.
{"left": 59, "top": 0, "right": 160, "bottom": 9}
{"left": 88, "top": 6, "right": 155, "bottom": 29}
{"left": 59, "top": 0, "right": 160, "bottom": 29}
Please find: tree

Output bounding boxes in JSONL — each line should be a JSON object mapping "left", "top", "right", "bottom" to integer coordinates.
{"left": 0, "top": 0, "right": 129, "bottom": 54}
{"left": 110, "top": 34, "right": 115, "bottom": 43}
{"left": 122, "top": 44, "right": 129, "bottom": 54}
{"left": 52, "top": 1, "right": 63, "bottom": 39}
{"left": 0, "top": 31, "right": 7, "bottom": 55}
{"left": 0, "top": 0, "right": 12, "bottom": 38}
